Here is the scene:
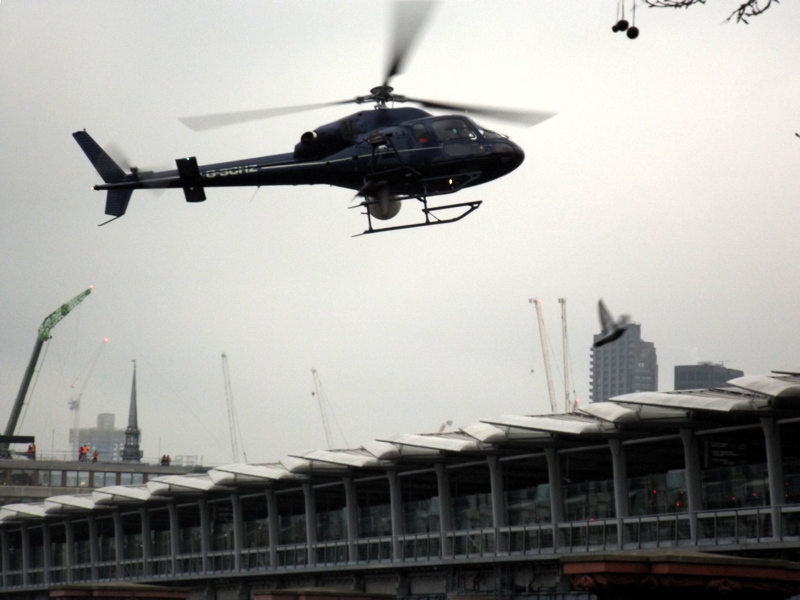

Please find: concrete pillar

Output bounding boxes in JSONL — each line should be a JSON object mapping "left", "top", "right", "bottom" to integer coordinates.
{"left": 111, "top": 511, "right": 123, "bottom": 580}
{"left": 545, "top": 447, "right": 565, "bottom": 547}
{"left": 388, "top": 471, "right": 403, "bottom": 561}
{"left": 168, "top": 502, "right": 180, "bottom": 575}
{"left": 20, "top": 525, "right": 30, "bottom": 587}
{"left": 198, "top": 499, "right": 211, "bottom": 573}
{"left": 266, "top": 489, "right": 279, "bottom": 569}
{"left": 609, "top": 439, "right": 629, "bottom": 550}
{"left": 140, "top": 507, "right": 152, "bottom": 577}
{"left": 303, "top": 483, "right": 317, "bottom": 566}
{"left": 487, "top": 455, "right": 507, "bottom": 552}
{"left": 609, "top": 439, "right": 630, "bottom": 519}
{"left": 343, "top": 477, "right": 358, "bottom": 562}
{"left": 680, "top": 429, "right": 702, "bottom": 542}
{"left": 435, "top": 463, "right": 453, "bottom": 557}
{"left": 231, "top": 493, "right": 244, "bottom": 571}
{"left": 42, "top": 523, "right": 53, "bottom": 585}
{"left": 0, "top": 529, "right": 9, "bottom": 588}
{"left": 87, "top": 516, "right": 99, "bottom": 581}
{"left": 544, "top": 448, "right": 564, "bottom": 524}
{"left": 762, "top": 417, "right": 785, "bottom": 539}
{"left": 66, "top": 519, "right": 77, "bottom": 583}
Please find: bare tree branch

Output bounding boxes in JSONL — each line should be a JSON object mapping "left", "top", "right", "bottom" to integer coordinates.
{"left": 642, "top": 0, "right": 779, "bottom": 23}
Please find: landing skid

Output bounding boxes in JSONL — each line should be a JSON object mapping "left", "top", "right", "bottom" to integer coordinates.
{"left": 355, "top": 198, "right": 482, "bottom": 236}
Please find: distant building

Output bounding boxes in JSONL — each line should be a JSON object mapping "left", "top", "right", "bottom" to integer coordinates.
{"left": 590, "top": 323, "right": 658, "bottom": 402}
{"left": 674, "top": 362, "right": 744, "bottom": 390}
{"left": 69, "top": 413, "right": 126, "bottom": 462}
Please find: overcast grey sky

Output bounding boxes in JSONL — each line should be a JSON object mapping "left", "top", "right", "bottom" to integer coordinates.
{"left": 1, "top": 1, "right": 798, "bottom": 466}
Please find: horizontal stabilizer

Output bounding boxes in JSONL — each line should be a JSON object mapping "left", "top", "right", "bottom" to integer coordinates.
{"left": 72, "top": 130, "right": 126, "bottom": 183}
{"left": 176, "top": 156, "right": 206, "bottom": 202}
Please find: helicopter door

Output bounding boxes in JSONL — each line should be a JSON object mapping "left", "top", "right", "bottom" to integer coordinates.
{"left": 431, "top": 118, "right": 488, "bottom": 157}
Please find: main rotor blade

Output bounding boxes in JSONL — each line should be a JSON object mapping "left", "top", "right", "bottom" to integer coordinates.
{"left": 384, "top": 0, "right": 437, "bottom": 87}
{"left": 406, "top": 96, "right": 557, "bottom": 127}
{"left": 179, "top": 100, "right": 356, "bottom": 131}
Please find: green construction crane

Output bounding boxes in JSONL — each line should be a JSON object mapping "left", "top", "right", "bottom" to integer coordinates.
{"left": 1, "top": 287, "right": 93, "bottom": 451}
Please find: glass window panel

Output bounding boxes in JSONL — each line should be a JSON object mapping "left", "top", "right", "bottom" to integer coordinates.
{"left": 505, "top": 485, "right": 551, "bottom": 525}
{"left": 701, "top": 463, "right": 769, "bottom": 510}
{"left": 452, "top": 492, "right": 493, "bottom": 530}
{"left": 403, "top": 497, "right": 440, "bottom": 534}
{"left": 563, "top": 479, "right": 615, "bottom": 521}
{"left": 358, "top": 503, "right": 391, "bottom": 537}
{"left": 628, "top": 469, "right": 687, "bottom": 515}
{"left": 316, "top": 507, "right": 346, "bottom": 542}
{"left": 10, "top": 470, "right": 35, "bottom": 485}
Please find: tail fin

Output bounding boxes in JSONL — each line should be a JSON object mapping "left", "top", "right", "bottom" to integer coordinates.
{"left": 73, "top": 130, "right": 132, "bottom": 219}
{"left": 72, "top": 130, "right": 126, "bottom": 183}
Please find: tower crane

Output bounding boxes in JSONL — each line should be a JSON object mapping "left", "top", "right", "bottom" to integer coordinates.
{"left": 530, "top": 299, "right": 558, "bottom": 413}
{"left": 221, "top": 353, "right": 247, "bottom": 463}
{"left": 559, "top": 298, "right": 576, "bottom": 413}
{"left": 68, "top": 337, "right": 109, "bottom": 454}
{"left": 311, "top": 368, "right": 334, "bottom": 449}
{"left": 310, "top": 369, "right": 349, "bottom": 450}
{"left": 1, "top": 287, "right": 93, "bottom": 453}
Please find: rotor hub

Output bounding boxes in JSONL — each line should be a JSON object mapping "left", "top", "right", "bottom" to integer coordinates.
{"left": 369, "top": 85, "right": 396, "bottom": 105}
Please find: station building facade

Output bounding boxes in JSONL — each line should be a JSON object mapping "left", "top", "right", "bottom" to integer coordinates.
{"left": 1, "top": 372, "right": 799, "bottom": 598}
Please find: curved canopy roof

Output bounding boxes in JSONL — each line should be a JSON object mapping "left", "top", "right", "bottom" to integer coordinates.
{"left": 0, "top": 370, "right": 797, "bottom": 525}
{"left": 729, "top": 374, "right": 800, "bottom": 399}
{"left": 483, "top": 414, "right": 615, "bottom": 436}
{"left": 93, "top": 484, "right": 153, "bottom": 504}
{"left": 44, "top": 494, "right": 97, "bottom": 513}
{"left": 209, "top": 463, "right": 306, "bottom": 486}
{"left": 0, "top": 503, "right": 47, "bottom": 521}
{"left": 611, "top": 389, "right": 768, "bottom": 413}
{"left": 146, "top": 474, "right": 225, "bottom": 496}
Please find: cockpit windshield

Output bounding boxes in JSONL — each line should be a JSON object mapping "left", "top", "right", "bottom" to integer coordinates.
{"left": 431, "top": 118, "right": 478, "bottom": 142}
{"left": 479, "top": 128, "right": 508, "bottom": 140}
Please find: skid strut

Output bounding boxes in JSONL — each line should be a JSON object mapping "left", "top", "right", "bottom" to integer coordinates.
{"left": 355, "top": 197, "right": 482, "bottom": 236}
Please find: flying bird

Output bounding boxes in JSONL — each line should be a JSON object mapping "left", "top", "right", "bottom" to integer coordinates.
{"left": 593, "top": 300, "right": 631, "bottom": 348}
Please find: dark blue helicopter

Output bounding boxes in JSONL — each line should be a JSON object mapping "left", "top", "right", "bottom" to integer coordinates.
{"left": 73, "top": 2, "right": 554, "bottom": 234}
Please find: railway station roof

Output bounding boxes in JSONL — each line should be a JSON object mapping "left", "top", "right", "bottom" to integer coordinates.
{"left": 1, "top": 372, "right": 798, "bottom": 524}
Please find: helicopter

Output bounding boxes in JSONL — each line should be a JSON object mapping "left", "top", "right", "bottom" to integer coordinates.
{"left": 73, "top": 2, "right": 555, "bottom": 235}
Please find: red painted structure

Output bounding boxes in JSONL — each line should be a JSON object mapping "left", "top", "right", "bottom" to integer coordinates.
{"left": 254, "top": 590, "right": 392, "bottom": 600}
{"left": 564, "top": 551, "right": 800, "bottom": 599}
{"left": 48, "top": 585, "right": 188, "bottom": 600}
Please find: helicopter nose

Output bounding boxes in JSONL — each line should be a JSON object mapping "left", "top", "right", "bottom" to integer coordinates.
{"left": 493, "top": 141, "right": 525, "bottom": 169}
{"left": 512, "top": 142, "right": 525, "bottom": 166}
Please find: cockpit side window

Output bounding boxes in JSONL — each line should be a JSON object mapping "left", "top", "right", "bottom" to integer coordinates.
{"left": 412, "top": 123, "right": 431, "bottom": 143}
{"left": 431, "top": 119, "right": 477, "bottom": 142}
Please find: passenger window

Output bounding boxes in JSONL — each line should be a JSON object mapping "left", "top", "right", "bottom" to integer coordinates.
{"left": 432, "top": 119, "right": 477, "bottom": 142}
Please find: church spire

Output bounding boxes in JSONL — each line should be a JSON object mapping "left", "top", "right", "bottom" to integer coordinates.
{"left": 121, "top": 360, "right": 143, "bottom": 462}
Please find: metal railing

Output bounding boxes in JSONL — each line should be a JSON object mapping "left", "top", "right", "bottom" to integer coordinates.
{"left": 4, "top": 504, "right": 800, "bottom": 590}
